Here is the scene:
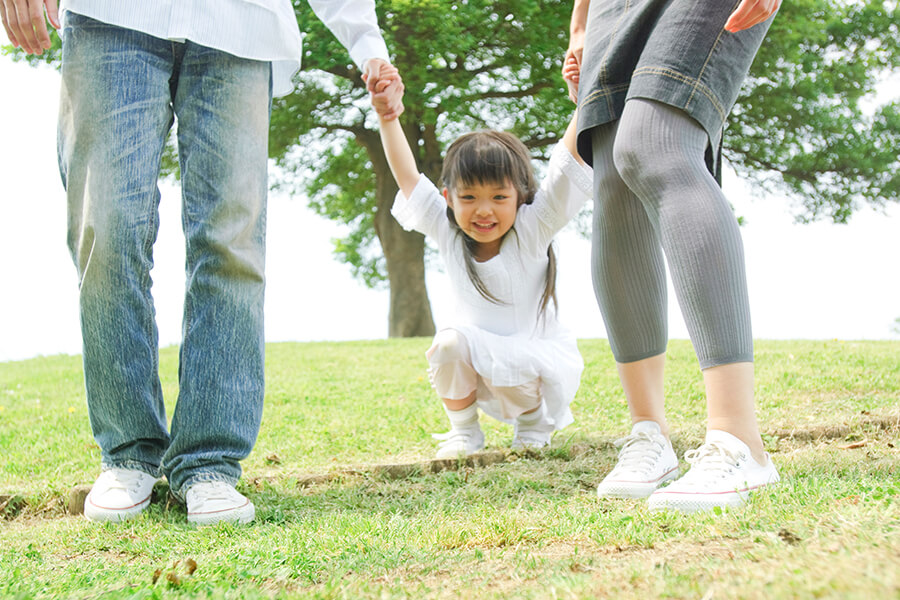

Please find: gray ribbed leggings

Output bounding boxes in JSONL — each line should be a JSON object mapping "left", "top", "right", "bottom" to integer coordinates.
{"left": 590, "top": 99, "right": 753, "bottom": 369}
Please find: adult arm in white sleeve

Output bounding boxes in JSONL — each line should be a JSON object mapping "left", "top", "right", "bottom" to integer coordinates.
{"left": 307, "top": 0, "right": 391, "bottom": 69}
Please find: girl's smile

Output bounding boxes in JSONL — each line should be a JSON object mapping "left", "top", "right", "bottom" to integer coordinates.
{"left": 472, "top": 220, "right": 498, "bottom": 232}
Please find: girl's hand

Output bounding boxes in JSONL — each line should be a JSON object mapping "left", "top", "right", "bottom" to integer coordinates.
{"left": 724, "top": 0, "right": 780, "bottom": 33}
{"left": 563, "top": 0, "right": 589, "bottom": 104}
{"left": 562, "top": 53, "right": 581, "bottom": 104}
{"left": 370, "top": 71, "right": 405, "bottom": 119}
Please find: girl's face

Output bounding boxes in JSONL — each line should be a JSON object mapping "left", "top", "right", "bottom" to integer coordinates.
{"left": 443, "top": 179, "right": 520, "bottom": 260}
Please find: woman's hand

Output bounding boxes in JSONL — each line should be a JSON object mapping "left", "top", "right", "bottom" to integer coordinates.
{"left": 724, "top": 0, "right": 780, "bottom": 33}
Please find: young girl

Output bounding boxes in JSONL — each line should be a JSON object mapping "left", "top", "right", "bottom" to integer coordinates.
{"left": 371, "top": 80, "right": 592, "bottom": 459}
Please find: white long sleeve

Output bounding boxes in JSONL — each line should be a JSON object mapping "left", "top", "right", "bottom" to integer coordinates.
{"left": 307, "top": 0, "right": 391, "bottom": 70}
{"left": 60, "top": 0, "right": 390, "bottom": 97}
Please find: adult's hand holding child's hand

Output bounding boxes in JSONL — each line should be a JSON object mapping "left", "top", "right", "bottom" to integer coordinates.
{"left": 363, "top": 59, "right": 405, "bottom": 120}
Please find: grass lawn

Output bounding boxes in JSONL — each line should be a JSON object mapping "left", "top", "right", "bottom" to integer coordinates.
{"left": 1, "top": 339, "right": 898, "bottom": 599}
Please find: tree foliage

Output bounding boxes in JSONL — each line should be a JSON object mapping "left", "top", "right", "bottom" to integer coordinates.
{"left": 731, "top": 0, "right": 900, "bottom": 223}
{"left": 266, "top": 0, "right": 899, "bottom": 295}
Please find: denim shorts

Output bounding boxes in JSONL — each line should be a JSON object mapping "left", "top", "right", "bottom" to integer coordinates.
{"left": 575, "top": 0, "right": 774, "bottom": 174}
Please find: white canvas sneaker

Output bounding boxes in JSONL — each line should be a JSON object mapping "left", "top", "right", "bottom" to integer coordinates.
{"left": 647, "top": 430, "right": 780, "bottom": 513}
{"left": 84, "top": 468, "right": 157, "bottom": 522}
{"left": 433, "top": 426, "right": 485, "bottom": 459}
{"left": 596, "top": 421, "right": 680, "bottom": 499}
{"left": 185, "top": 481, "right": 255, "bottom": 526}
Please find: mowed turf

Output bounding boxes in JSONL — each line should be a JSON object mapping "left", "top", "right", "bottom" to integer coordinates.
{"left": 1, "top": 339, "right": 897, "bottom": 599}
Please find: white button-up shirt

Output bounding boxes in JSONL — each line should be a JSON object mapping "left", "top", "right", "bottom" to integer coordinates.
{"left": 60, "top": 0, "right": 391, "bottom": 96}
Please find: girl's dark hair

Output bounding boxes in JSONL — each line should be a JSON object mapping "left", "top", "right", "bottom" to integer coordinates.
{"left": 440, "top": 130, "right": 558, "bottom": 318}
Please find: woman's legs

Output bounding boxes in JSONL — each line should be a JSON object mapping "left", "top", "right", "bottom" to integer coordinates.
{"left": 590, "top": 100, "right": 777, "bottom": 507}
{"left": 703, "top": 361, "right": 761, "bottom": 460}
{"left": 616, "top": 355, "right": 668, "bottom": 436}
{"left": 613, "top": 99, "right": 753, "bottom": 369}
{"left": 611, "top": 98, "right": 763, "bottom": 460}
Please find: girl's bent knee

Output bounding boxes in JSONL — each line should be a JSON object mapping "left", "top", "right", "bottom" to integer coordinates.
{"left": 426, "top": 329, "right": 470, "bottom": 365}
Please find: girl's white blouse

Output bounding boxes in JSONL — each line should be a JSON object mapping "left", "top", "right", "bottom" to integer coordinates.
{"left": 392, "top": 142, "right": 593, "bottom": 429}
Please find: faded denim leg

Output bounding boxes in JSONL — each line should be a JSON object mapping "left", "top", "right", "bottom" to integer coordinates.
{"left": 162, "top": 42, "right": 272, "bottom": 499}
{"left": 59, "top": 13, "right": 176, "bottom": 477}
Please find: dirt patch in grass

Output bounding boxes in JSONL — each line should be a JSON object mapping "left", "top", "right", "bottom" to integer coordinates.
{"left": 4, "top": 412, "right": 898, "bottom": 522}
{"left": 346, "top": 530, "right": 898, "bottom": 599}
{"left": 769, "top": 412, "right": 898, "bottom": 441}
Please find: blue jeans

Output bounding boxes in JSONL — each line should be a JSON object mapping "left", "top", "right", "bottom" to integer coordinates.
{"left": 58, "top": 12, "right": 272, "bottom": 499}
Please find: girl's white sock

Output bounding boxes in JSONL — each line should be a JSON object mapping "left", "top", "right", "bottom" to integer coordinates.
{"left": 445, "top": 402, "right": 479, "bottom": 430}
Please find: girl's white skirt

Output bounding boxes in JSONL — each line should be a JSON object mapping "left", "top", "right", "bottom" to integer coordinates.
{"left": 427, "top": 324, "right": 584, "bottom": 430}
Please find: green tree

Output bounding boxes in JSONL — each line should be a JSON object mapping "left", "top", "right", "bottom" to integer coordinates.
{"left": 5, "top": 0, "right": 898, "bottom": 335}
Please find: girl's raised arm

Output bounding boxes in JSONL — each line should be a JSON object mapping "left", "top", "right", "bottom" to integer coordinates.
{"left": 378, "top": 115, "right": 421, "bottom": 199}
{"left": 562, "top": 108, "right": 587, "bottom": 166}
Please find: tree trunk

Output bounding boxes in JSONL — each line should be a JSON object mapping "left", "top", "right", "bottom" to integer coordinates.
{"left": 366, "top": 132, "right": 436, "bottom": 338}
{"left": 375, "top": 200, "right": 436, "bottom": 338}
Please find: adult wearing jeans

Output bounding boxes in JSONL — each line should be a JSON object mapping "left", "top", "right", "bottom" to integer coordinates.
{"left": 2, "top": 0, "right": 403, "bottom": 525}
{"left": 563, "top": 0, "right": 780, "bottom": 512}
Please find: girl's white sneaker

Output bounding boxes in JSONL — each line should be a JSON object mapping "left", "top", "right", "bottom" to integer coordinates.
{"left": 596, "top": 421, "right": 680, "bottom": 499}
{"left": 433, "top": 426, "right": 485, "bottom": 459}
{"left": 512, "top": 413, "right": 554, "bottom": 450}
{"left": 511, "top": 428, "right": 552, "bottom": 450}
{"left": 647, "top": 430, "right": 780, "bottom": 512}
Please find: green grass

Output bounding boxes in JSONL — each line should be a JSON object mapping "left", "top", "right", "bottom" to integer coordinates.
{"left": 1, "top": 339, "right": 898, "bottom": 599}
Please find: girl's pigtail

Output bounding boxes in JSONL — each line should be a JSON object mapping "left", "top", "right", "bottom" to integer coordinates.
{"left": 538, "top": 245, "right": 558, "bottom": 318}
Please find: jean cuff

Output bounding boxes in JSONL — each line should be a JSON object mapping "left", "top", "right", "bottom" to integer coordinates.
{"left": 172, "top": 472, "right": 240, "bottom": 503}
{"left": 100, "top": 459, "right": 161, "bottom": 479}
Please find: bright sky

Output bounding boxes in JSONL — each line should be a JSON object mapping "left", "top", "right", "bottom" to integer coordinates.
{"left": 1, "top": 47, "right": 899, "bottom": 363}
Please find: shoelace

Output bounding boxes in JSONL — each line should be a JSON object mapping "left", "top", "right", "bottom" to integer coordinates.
{"left": 612, "top": 432, "right": 664, "bottom": 474}
{"left": 103, "top": 469, "right": 151, "bottom": 494}
{"left": 684, "top": 441, "right": 745, "bottom": 480}
{"left": 187, "top": 482, "right": 237, "bottom": 503}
